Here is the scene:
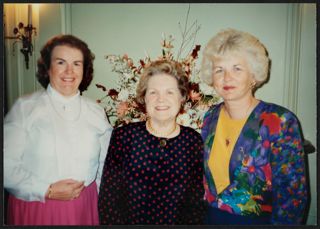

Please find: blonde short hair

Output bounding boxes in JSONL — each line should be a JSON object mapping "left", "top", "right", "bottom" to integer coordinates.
{"left": 201, "top": 28, "right": 270, "bottom": 87}
{"left": 136, "top": 59, "right": 189, "bottom": 107}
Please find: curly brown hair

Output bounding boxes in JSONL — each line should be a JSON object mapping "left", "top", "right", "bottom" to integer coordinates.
{"left": 36, "top": 34, "right": 95, "bottom": 92}
{"left": 136, "top": 59, "right": 189, "bottom": 111}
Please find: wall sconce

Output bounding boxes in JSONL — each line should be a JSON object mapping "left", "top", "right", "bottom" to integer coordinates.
{"left": 5, "top": 4, "right": 37, "bottom": 69}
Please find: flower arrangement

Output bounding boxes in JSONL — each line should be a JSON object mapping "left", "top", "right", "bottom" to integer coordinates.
{"left": 96, "top": 8, "right": 220, "bottom": 132}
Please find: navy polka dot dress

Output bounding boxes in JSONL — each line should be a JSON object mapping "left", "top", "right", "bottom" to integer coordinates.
{"left": 98, "top": 121, "right": 206, "bottom": 225}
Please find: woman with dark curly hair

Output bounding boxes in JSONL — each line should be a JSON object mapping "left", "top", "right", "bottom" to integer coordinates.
{"left": 4, "top": 34, "right": 112, "bottom": 225}
{"left": 98, "top": 59, "right": 207, "bottom": 225}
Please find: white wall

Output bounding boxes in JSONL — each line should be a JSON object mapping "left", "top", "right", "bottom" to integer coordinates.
{"left": 4, "top": 3, "right": 317, "bottom": 225}
{"left": 70, "top": 4, "right": 291, "bottom": 106}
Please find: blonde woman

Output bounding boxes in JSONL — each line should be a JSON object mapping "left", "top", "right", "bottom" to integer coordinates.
{"left": 200, "top": 28, "right": 307, "bottom": 225}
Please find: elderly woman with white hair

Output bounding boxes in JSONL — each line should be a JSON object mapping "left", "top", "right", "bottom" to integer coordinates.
{"left": 200, "top": 28, "right": 308, "bottom": 225}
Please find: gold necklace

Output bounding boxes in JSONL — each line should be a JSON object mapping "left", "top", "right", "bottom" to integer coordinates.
{"left": 224, "top": 98, "right": 254, "bottom": 147}
{"left": 146, "top": 119, "right": 177, "bottom": 138}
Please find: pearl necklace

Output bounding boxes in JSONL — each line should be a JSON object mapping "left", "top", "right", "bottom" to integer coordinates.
{"left": 146, "top": 119, "right": 177, "bottom": 138}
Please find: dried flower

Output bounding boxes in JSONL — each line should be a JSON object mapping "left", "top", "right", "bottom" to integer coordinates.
{"left": 96, "top": 34, "right": 220, "bottom": 131}
{"left": 96, "top": 9, "right": 220, "bottom": 131}
{"left": 117, "top": 101, "right": 129, "bottom": 118}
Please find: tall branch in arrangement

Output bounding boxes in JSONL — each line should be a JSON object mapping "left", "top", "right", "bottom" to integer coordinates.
{"left": 176, "top": 4, "right": 201, "bottom": 61}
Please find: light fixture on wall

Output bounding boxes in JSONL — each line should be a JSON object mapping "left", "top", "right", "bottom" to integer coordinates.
{"left": 5, "top": 4, "right": 37, "bottom": 69}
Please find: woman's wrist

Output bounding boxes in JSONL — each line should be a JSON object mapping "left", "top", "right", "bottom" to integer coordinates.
{"left": 46, "top": 184, "right": 53, "bottom": 199}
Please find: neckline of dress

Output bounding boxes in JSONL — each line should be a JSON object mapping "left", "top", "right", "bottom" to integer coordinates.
{"left": 47, "top": 84, "right": 80, "bottom": 104}
{"left": 144, "top": 121, "right": 182, "bottom": 141}
{"left": 46, "top": 88, "right": 82, "bottom": 122}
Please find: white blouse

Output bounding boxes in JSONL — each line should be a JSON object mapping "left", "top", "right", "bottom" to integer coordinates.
{"left": 4, "top": 85, "right": 112, "bottom": 202}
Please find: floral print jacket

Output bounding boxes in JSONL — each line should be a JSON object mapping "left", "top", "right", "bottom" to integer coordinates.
{"left": 201, "top": 101, "right": 308, "bottom": 224}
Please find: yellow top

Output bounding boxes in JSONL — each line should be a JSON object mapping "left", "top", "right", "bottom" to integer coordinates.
{"left": 208, "top": 107, "right": 248, "bottom": 194}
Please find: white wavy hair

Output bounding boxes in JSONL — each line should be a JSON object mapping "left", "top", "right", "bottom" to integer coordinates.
{"left": 201, "top": 28, "right": 270, "bottom": 87}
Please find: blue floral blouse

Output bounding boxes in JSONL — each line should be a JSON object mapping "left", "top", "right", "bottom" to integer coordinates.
{"left": 201, "top": 101, "right": 308, "bottom": 224}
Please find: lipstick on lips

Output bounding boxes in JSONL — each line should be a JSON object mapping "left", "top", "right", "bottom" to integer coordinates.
{"left": 223, "top": 86, "right": 235, "bottom": 90}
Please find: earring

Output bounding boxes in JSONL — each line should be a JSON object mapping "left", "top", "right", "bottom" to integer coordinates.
{"left": 251, "top": 81, "right": 257, "bottom": 89}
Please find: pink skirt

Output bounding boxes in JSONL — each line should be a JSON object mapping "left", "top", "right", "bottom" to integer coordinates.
{"left": 7, "top": 182, "right": 99, "bottom": 225}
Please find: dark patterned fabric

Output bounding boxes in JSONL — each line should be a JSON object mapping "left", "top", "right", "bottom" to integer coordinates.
{"left": 98, "top": 121, "right": 207, "bottom": 225}
{"left": 201, "top": 101, "right": 308, "bottom": 224}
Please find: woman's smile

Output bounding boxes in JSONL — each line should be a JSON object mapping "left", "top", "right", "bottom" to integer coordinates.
{"left": 155, "top": 105, "right": 170, "bottom": 111}
{"left": 223, "top": 86, "right": 235, "bottom": 91}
